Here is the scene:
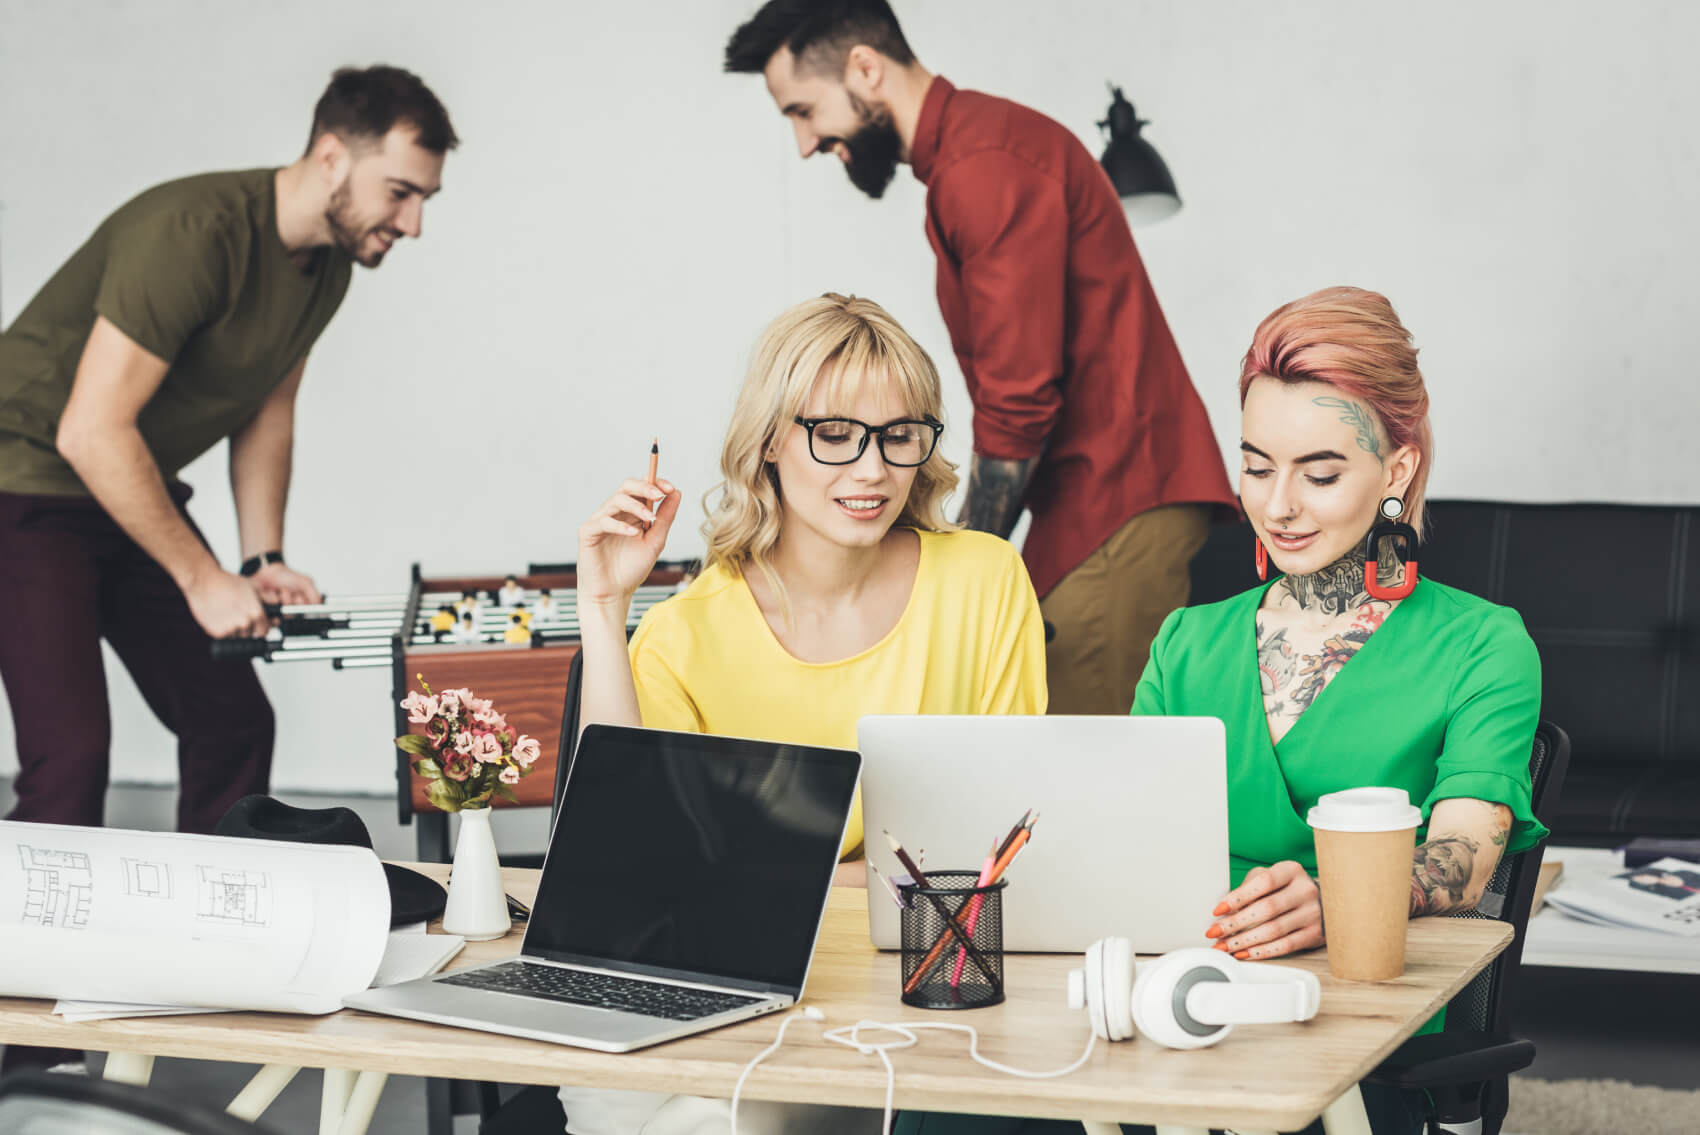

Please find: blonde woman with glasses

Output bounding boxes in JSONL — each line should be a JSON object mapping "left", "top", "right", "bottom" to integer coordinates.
{"left": 576, "top": 292, "right": 1046, "bottom": 876}
{"left": 561, "top": 294, "right": 1046, "bottom": 1133}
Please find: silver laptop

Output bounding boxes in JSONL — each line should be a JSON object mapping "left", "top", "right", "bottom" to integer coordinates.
{"left": 859, "top": 715, "right": 1226, "bottom": 953}
{"left": 345, "top": 724, "right": 861, "bottom": 1052}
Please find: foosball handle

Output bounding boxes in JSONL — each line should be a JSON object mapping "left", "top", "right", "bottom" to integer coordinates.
{"left": 210, "top": 638, "right": 272, "bottom": 661}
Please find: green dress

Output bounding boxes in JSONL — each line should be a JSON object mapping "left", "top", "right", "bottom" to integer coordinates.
{"left": 893, "top": 579, "right": 1547, "bottom": 1135}
{"left": 1133, "top": 576, "right": 1549, "bottom": 888}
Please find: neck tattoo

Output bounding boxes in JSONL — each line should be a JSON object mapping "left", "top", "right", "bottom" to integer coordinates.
{"left": 1277, "top": 541, "right": 1404, "bottom": 615}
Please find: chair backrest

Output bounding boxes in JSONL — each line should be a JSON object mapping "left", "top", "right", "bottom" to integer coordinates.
{"left": 552, "top": 645, "right": 587, "bottom": 824}
{"left": 0, "top": 1071, "right": 274, "bottom": 1135}
{"left": 1443, "top": 719, "right": 1572, "bottom": 1034}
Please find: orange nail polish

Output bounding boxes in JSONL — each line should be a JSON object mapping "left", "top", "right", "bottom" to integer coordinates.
{"left": 1212, "top": 901, "right": 1231, "bottom": 916}
{"left": 1204, "top": 925, "right": 1224, "bottom": 939}
{"left": 1233, "top": 950, "right": 1250, "bottom": 960}
{"left": 1213, "top": 941, "right": 1232, "bottom": 951}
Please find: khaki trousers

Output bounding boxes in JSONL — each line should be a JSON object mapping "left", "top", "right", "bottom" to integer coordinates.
{"left": 1038, "top": 503, "right": 1211, "bottom": 715}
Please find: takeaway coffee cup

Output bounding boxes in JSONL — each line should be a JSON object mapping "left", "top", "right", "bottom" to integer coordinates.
{"left": 1307, "top": 787, "right": 1423, "bottom": 981}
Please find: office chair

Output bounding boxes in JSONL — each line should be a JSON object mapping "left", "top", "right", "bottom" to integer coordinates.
{"left": 551, "top": 646, "right": 587, "bottom": 827}
{"left": 0, "top": 1070, "right": 277, "bottom": 1135}
{"left": 1366, "top": 720, "right": 1572, "bottom": 1135}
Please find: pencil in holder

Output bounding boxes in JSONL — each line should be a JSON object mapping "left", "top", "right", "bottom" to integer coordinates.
{"left": 898, "top": 871, "right": 1006, "bottom": 1009}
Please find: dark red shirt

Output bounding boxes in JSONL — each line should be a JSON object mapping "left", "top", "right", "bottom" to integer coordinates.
{"left": 911, "top": 77, "right": 1235, "bottom": 598}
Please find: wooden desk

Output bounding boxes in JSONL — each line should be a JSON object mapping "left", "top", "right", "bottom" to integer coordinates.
{"left": 0, "top": 866, "right": 1510, "bottom": 1135}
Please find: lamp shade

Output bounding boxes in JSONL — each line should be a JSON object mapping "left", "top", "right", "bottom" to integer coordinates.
{"left": 1099, "top": 85, "right": 1180, "bottom": 226}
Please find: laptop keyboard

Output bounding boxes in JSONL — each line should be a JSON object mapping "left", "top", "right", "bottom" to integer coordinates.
{"left": 440, "top": 962, "right": 763, "bottom": 1021}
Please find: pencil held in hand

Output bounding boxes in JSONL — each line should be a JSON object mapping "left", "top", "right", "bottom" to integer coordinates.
{"left": 646, "top": 439, "right": 660, "bottom": 519}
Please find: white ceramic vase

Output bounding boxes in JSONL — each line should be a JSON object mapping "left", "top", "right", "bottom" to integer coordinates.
{"left": 441, "top": 806, "right": 510, "bottom": 941}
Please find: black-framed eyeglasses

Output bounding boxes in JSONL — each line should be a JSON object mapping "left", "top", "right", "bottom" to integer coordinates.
{"left": 793, "top": 415, "right": 944, "bottom": 467}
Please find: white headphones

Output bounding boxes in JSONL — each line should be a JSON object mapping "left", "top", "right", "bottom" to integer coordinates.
{"left": 1066, "top": 940, "right": 1321, "bottom": 1050}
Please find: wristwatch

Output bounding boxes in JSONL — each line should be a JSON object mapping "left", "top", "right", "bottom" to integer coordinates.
{"left": 239, "top": 550, "right": 285, "bottom": 577}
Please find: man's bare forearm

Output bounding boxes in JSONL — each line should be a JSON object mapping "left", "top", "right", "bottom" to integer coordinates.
{"left": 60, "top": 427, "right": 218, "bottom": 590}
{"left": 229, "top": 359, "right": 304, "bottom": 559}
{"left": 229, "top": 415, "right": 292, "bottom": 560}
{"left": 959, "top": 454, "right": 1038, "bottom": 539}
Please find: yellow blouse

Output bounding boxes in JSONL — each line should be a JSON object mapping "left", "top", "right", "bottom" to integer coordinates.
{"left": 629, "top": 528, "right": 1048, "bottom": 857}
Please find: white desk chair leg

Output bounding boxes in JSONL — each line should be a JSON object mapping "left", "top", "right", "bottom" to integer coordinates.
{"left": 227, "top": 1064, "right": 300, "bottom": 1122}
{"left": 1319, "top": 1084, "right": 1373, "bottom": 1135}
{"left": 103, "top": 1051, "right": 154, "bottom": 1086}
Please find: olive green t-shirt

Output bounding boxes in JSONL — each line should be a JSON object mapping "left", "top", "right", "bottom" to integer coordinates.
{"left": 0, "top": 168, "right": 352, "bottom": 496}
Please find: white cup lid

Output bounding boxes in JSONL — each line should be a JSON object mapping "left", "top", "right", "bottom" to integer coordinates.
{"left": 1306, "top": 786, "right": 1423, "bottom": 832}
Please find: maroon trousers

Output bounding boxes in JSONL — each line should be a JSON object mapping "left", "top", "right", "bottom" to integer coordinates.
{"left": 0, "top": 490, "right": 274, "bottom": 832}
{"left": 0, "top": 489, "right": 275, "bottom": 1074}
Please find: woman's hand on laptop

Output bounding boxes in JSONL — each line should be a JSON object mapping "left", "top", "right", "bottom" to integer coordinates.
{"left": 1204, "top": 861, "right": 1323, "bottom": 961}
{"left": 578, "top": 478, "right": 681, "bottom": 607}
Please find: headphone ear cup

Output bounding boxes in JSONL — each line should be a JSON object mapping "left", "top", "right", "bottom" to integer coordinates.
{"left": 1101, "top": 937, "right": 1135, "bottom": 1041}
{"left": 1131, "top": 949, "right": 1236, "bottom": 1050}
{"left": 1084, "top": 939, "right": 1110, "bottom": 1041}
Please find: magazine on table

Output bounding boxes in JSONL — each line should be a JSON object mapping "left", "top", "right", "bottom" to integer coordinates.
{"left": 1543, "top": 856, "right": 1700, "bottom": 937}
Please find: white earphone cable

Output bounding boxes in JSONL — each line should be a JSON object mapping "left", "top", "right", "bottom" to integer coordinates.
{"left": 731, "top": 1011, "right": 1097, "bottom": 1135}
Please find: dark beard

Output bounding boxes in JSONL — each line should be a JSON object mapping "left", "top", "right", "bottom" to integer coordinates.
{"left": 837, "top": 93, "right": 902, "bottom": 199}
{"left": 325, "top": 183, "right": 384, "bottom": 268}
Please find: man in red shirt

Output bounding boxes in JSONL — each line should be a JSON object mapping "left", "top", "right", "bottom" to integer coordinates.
{"left": 726, "top": 1, "right": 1236, "bottom": 713}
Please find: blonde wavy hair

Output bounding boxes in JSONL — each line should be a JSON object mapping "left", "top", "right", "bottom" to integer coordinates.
{"left": 702, "top": 293, "right": 959, "bottom": 588}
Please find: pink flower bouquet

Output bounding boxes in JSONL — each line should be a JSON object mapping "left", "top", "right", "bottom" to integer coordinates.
{"left": 395, "top": 675, "right": 541, "bottom": 811}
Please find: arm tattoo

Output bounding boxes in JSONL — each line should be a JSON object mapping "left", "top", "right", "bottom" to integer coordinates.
{"left": 1481, "top": 799, "right": 1513, "bottom": 849}
{"left": 1410, "top": 835, "right": 1479, "bottom": 916}
{"left": 960, "top": 455, "right": 1038, "bottom": 539}
{"left": 1312, "top": 396, "right": 1385, "bottom": 466}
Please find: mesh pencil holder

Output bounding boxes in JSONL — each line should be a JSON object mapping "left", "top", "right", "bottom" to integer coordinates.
{"left": 897, "top": 871, "right": 1006, "bottom": 1010}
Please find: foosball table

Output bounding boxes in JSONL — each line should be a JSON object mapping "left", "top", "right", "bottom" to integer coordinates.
{"left": 215, "top": 560, "right": 694, "bottom": 859}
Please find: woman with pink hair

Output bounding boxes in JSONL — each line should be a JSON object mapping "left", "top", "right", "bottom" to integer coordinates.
{"left": 900, "top": 288, "right": 1548, "bottom": 1135}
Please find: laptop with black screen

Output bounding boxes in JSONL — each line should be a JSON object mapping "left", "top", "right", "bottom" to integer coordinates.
{"left": 344, "top": 724, "right": 861, "bottom": 1052}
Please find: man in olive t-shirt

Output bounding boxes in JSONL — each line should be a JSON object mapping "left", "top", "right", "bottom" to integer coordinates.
{"left": 0, "top": 67, "right": 456, "bottom": 839}
{"left": 0, "top": 64, "right": 456, "bottom": 1076}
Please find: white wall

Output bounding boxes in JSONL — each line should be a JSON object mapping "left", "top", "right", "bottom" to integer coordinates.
{"left": 1, "top": 1, "right": 1694, "bottom": 793}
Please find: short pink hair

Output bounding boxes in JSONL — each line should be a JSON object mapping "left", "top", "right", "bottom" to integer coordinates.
{"left": 1238, "top": 286, "right": 1434, "bottom": 535}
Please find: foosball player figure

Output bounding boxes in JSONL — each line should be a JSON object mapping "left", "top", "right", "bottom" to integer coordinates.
{"left": 503, "top": 612, "right": 530, "bottom": 644}
{"left": 498, "top": 575, "right": 525, "bottom": 607}
{"left": 512, "top": 602, "right": 531, "bottom": 629}
{"left": 455, "top": 589, "right": 479, "bottom": 617}
{"left": 453, "top": 610, "right": 480, "bottom": 644}
{"left": 429, "top": 604, "right": 457, "bottom": 634}
{"left": 533, "top": 588, "right": 555, "bottom": 620}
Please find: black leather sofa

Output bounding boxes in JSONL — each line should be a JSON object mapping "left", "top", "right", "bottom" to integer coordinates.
{"left": 1185, "top": 500, "right": 1699, "bottom": 845}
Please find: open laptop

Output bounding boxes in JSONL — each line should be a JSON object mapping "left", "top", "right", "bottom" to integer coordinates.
{"left": 859, "top": 715, "right": 1226, "bottom": 953}
{"left": 346, "top": 724, "right": 860, "bottom": 1052}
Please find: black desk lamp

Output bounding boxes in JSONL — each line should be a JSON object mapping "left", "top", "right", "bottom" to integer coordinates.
{"left": 1098, "top": 84, "right": 1180, "bottom": 226}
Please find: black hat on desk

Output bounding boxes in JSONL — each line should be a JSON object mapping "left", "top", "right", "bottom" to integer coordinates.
{"left": 214, "top": 795, "right": 447, "bottom": 928}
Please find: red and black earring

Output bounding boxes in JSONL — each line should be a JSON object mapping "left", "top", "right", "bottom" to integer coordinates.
{"left": 1364, "top": 497, "right": 1419, "bottom": 600}
{"left": 1255, "top": 538, "right": 1268, "bottom": 582}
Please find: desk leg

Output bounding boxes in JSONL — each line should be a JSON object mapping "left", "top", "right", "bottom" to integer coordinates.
{"left": 334, "top": 1071, "right": 389, "bottom": 1135}
{"left": 1318, "top": 1084, "right": 1373, "bottom": 1135}
{"left": 321, "top": 1068, "right": 355, "bottom": 1135}
{"left": 104, "top": 1051, "right": 154, "bottom": 1086}
{"left": 227, "top": 1064, "right": 300, "bottom": 1121}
